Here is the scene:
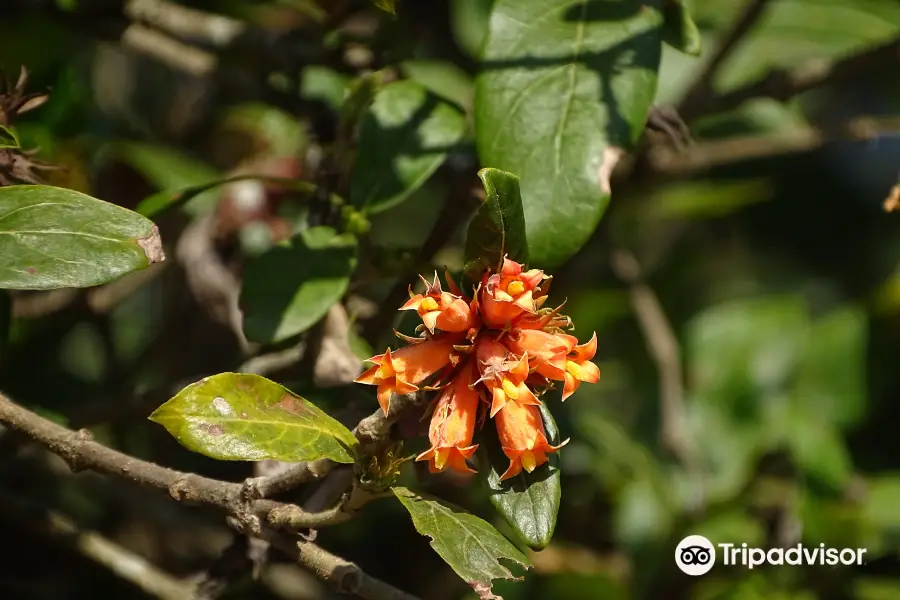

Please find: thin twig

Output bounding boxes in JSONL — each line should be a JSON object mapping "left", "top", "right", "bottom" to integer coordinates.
{"left": 0, "top": 489, "right": 192, "bottom": 600}
{"left": 610, "top": 250, "right": 704, "bottom": 513}
{"left": 0, "top": 390, "right": 416, "bottom": 599}
{"left": 647, "top": 115, "right": 900, "bottom": 176}
{"left": 0, "top": 391, "right": 346, "bottom": 531}
{"left": 681, "top": 36, "right": 900, "bottom": 121}
{"left": 677, "top": 0, "right": 774, "bottom": 118}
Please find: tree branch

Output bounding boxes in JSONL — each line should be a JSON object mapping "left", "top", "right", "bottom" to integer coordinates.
{"left": 677, "top": 0, "right": 774, "bottom": 118}
{"left": 610, "top": 250, "right": 704, "bottom": 512}
{"left": 0, "top": 489, "right": 192, "bottom": 600}
{"left": 682, "top": 36, "right": 900, "bottom": 122}
{"left": 0, "top": 391, "right": 346, "bottom": 531}
{"left": 0, "top": 390, "right": 418, "bottom": 599}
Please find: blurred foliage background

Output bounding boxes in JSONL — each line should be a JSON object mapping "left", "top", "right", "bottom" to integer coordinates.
{"left": 1, "top": 0, "right": 899, "bottom": 599}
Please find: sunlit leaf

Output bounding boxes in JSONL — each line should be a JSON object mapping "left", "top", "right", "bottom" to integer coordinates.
{"left": 662, "top": 0, "right": 702, "bottom": 56}
{"left": 240, "top": 226, "right": 357, "bottom": 344}
{"left": 149, "top": 372, "right": 357, "bottom": 463}
{"left": 393, "top": 486, "right": 530, "bottom": 598}
{"left": 351, "top": 80, "right": 467, "bottom": 214}
{"left": 476, "top": 0, "right": 664, "bottom": 267}
{"left": 483, "top": 401, "right": 561, "bottom": 550}
{"left": 0, "top": 185, "right": 163, "bottom": 290}
{"left": 464, "top": 168, "right": 527, "bottom": 279}
{"left": 0, "top": 125, "right": 20, "bottom": 150}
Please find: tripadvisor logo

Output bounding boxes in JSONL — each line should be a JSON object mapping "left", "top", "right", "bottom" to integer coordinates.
{"left": 675, "top": 535, "right": 867, "bottom": 576}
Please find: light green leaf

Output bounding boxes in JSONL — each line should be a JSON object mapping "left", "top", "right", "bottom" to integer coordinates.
{"left": 149, "top": 372, "right": 357, "bottom": 463}
{"left": 0, "top": 185, "right": 164, "bottom": 290}
{"left": 136, "top": 175, "right": 315, "bottom": 219}
{"left": 392, "top": 486, "right": 529, "bottom": 597}
{"left": 240, "top": 226, "right": 357, "bottom": 344}
{"left": 400, "top": 60, "right": 474, "bottom": 111}
{"left": 692, "top": 0, "right": 900, "bottom": 93}
{"left": 475, "top": 0, "right": 663, "bottom": 267}
{"left": 483, "top": 402, "right": 561, "bottom": 550}
{"left": 662, "top": 0, "right": 702, "bottom": 56}
{"left": 793, "top": 306, "right": 867, "bottom": 427}
{"left": 464, "top": 168, "right": 527, "bottom": 279}
{"left": 350, "top": 80, "right": 467, "bottom": 214}
{"left": 0, "top": 125, "right": 20, "bottom": 150}
{"left": 300, "top": 66, "right": 351, "bottom": 111}
{"left": 786, "top": 412, "right": 852, "bottom": 490}
{"left": 220, "top": 103, "right": 308, "bottom": 157}
{"left": 374, "top": 0, "right": 396, "bottom": 13}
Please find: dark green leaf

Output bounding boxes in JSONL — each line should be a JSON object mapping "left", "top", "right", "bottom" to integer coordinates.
{"left": 149, "top": 372, "right": 357, "bottom": 463}
{"left": 0, "top": 185, "right": 164, "bottom": 290}
{"left": 482, "top": 401, "right": 561, "bottom": 550}
{"left": 475, "top": 0, "right": 664, "bottom": 267}
{"left": 464, "top": 168, "right": 528, "bottom": 279}
{"left": 662, "top": 0, "right": 702, "bottom": 56}
{"left": 240, "top": 226, "right": 357, "bottom": 344}
{"left": 350, "top": 80, "right": 467, "bottom": 214}
{"left": 0, "top": 125, "right": 20, "bottom": 150}
{"left": 392, "top": 486, "right": 530, "bottom": 597}
{"left": 136, "top": 175, "right": 316, "bottom": 219}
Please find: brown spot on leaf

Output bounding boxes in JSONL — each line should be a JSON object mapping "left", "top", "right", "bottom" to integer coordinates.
{"left": 136, "top": 224, "right": 165, "bottom": 264}
{"left": 26, "top": 266, "right": 37, "bottom": 275}
{"left": 240, "top": 411, "right": 249, "bottom": 419}
{"left": 275, "top": 393, "right": 308, "bottom": 416}
{"left": 205, "top": 423, "right": 225, "bottom": 436}
{"left": 469, "top": 582, "right": 503, "bottom": 600}
{"left": 598, "top": 146, "right": 624, "bottom": 196}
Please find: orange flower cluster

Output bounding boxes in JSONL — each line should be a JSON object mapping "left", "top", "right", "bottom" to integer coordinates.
{"left": 356, "top": 258, "right": 599, "bottom": 480}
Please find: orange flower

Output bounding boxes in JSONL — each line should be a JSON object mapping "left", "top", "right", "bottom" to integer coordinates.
{"left": 416, "top": 362, "right": 480, "bottom": 474}
{"left": 479, "top": 257, "right": 546, "bottom": 328}
{"left": 355, "top": 336, "right": 458, "bottom": 414}
{"left": 476, "top": 337, "right": 539, "bottom": 417}
{"left": 562, "top": 332, "right": 600, "bottom": 401}
{"left": 494, "top": 401, "right": 567, "bottom": 480}
{"left": 401, "top": 274, "right": 476, "bottom": 333}
{"left": 506, "top": 329, "right": 577, "bottom": 380}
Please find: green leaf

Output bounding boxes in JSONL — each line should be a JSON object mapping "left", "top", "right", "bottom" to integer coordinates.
{"left": 374, "top": 0, "right": 396, "bottom": 13}
{"left": 662, "top": 0, "right": 702, "bottom": 56}
{"left": 483, "top": 401, "right": 561, "bottom": 550}
{"left": 464, "top": 168, "right": 528, "bottom": 279}
{"left": 136, "top": 175, "right": 316, "bottom": 219}
{"left": 392, "top": 486, "right": 530, "bottom": 597}
{"left": 149, "top": 372, "right": 357, "bottom": 463}
{"left": 475, "top": 0, "right": 664, "bottom": 267}
{"left": 786, "top": 414, "right": 852, "bottom": 490}
{"left": 0, "top": 185, "right": 164, "bottom": 290}
{"left": 793, "top": 306, "right": 867, "bottom": 427}
{"left": 111, "top": 142, "right": 221, "bottom": 215}
{"left": 0, "top": 125, "right": 20, "bottom": 150}
{"left": 400, "top": 60, "right": 474, "bottom": 111}
{"left": 300, "top": 66, "right": 351, "bottom": 111}
{"left": 220, "top": 103, "right": 309, "bottom": 157}
{"left": 350, "top": 80, "right": 467, "bottom": 214}
{"left": 240, "top": 226, "right": 357, "bottom": 344}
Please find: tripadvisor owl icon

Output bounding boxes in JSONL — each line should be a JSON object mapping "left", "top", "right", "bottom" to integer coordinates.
{"left": 676, "top": 535, "right": 716, "bottom": 576}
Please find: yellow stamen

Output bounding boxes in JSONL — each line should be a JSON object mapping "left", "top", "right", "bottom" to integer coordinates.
{"left": 521, "top": 450, "right": 537, "bottom": 472}
{"left": 377, "top": 362, "right": 396, "bottom": 379}
{"left": 434, "top": 448, "right": 449, "bottom": 471}
{"left": 507, "top": 280, "right": 525, "bottom": 296}
{"left": 501, "top": 379, "right": 519, "bottom": 400}
{"left": 566, "top": 360, "right": 582, "bottom": 379}
{"left": 420, "top": 297, "right": 440, "bottom": 312}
